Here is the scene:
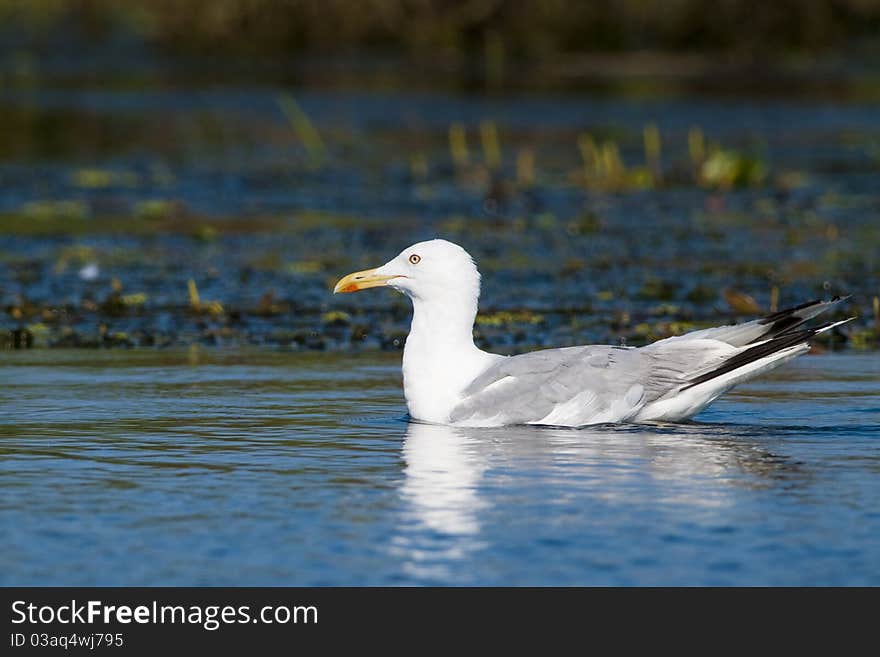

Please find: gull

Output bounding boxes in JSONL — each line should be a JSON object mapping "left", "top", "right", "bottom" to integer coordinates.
{"left": 334, "top": 239, "right": 851, "bottom": 427}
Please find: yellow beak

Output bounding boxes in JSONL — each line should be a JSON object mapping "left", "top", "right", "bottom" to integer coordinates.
{"left": 333, "top": 268, "right": 394, "bottom": 294}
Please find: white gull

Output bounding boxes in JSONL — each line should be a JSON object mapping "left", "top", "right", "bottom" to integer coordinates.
{"left": 334, "top": 239, "right": 850, "bottom": 427}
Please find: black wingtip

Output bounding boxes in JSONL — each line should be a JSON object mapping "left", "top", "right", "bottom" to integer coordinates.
{"left": 750, "top": 296, "right": 849, "bottom": 343}
{"left": 758, "top": 298, "right": 822, "bottom": 325}
{"left": 683, "top": 316, "right": 850, "bottom": 391}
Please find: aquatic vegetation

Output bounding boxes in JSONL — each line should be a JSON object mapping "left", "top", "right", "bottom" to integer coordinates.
{"left": 134, "top": 199, "right": 178, "bottom": 220}
{"left": 575, "top": 124, "right": 770, "bottom": 192}
{"left": 575, "top": 130, "right": 656, "bottom": 191}
{"left": 700, "top": 147, "right": 767, "bottom": 189}
{"left": 479, "top": 120, "right": 502, "bottom": 171}
{"left": 187, "top": 279, "right": 223, "bottom": 316}
{"left": 685, "top": 284, "right": 717, "bottom": 304}
{"left": 639, "top": 278, "right": 677, "bottom": 302}
{"left": 286, "top": 261, "right": 323, "bottom": 274}
{"left": 476, "top": 311, "right": 544, "bottom": 327}
{"left": 850, "top": 329, "right": 880, "bottom": 349}
{"left": 24, "top": 322, "right": 50, "bottom": 347}
{"left": 448, "top": 122, "right": 470, "bottom": 170}
{"left": 854, "top": 296, "right": 880, "bottom": 347}
{"left": 566, "top": 212, "right": 603, "bottom": 235}
{"left": 99, "top": 280, "right": 148, "bottom": 316}
{"left": 577, "top": 133, "right": 599, "bottom": 181}
{"left": 577, "top": 135, "right": 635, "bottom": 190}
{"left": 121, "top": 292, "right": 148, "bottom": 307}
{"left": 631, "top": 320, "right": 699, "bottom": 342}
{"left": 533, "top": 213, "right": 558, "bottom": 231}
{"left": 278, "top": 94, "right": 326, "bottom": 169}
{"left": 0, "top": 67, "right": 877, "bottom": 352}
{"left": 187, "top": 279, "right": 200, "bottom": 309}
{"left": 20, "top": 200, "right": 89, "bottom": 221}
{"left": 643, "top": 122, "right": 662, "bottom": 185}
{"left": 192, "top": 224, "right": 219, "bottom": 242}
{"left": 724, "top": 289, "right": 762, "bottom": 315}
{"left": 322, "top": 311, "right": 351, "bottom": 326}
{"left": 71, "top": 168, "right": 138, "bottom": 189}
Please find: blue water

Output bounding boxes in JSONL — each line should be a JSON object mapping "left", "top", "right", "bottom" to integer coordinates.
{"left": 1, "top": 349, "right": 878, "bottom": 585}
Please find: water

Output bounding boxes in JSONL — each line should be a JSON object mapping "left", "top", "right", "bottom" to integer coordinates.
{"left": 2, "top": 348, "right": 878, "bottom": 585}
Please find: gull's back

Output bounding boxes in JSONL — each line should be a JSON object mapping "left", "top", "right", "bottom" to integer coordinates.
{"left": 448, "top": 340, "right": 728, "bottom": 427}
{"left": 449, "top": 298, "right": 850, "bottom": 428}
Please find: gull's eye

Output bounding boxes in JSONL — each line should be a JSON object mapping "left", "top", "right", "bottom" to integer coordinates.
{"left": 409, "top": 254, "right": 421, "bottom": 265}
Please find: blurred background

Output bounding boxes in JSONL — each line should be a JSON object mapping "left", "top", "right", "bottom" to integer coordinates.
{"left": 1, "top": 0, "right": 879, "bottom": 351}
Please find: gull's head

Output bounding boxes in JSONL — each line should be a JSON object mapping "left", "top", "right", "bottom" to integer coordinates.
{"left": 333, "top": 239, "right": 480, "bottom": 303}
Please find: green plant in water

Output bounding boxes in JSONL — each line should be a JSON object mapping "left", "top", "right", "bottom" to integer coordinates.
{"left": 187, "top": 279, "right": 223, "bottom": 316}
{"left": 21, "top": 200, "right": 89, "bottom": 221}
{"left": 448, "top": 122, "right": 470, "bottom": 170}
{"left": 121, "top": 292, "right": 148, "bottom": 307}
{"left": 643, "top": 122, "right": 662, "bottom": 184}
{"left": 278, "top": 94, "right": 326, "bottom": 169}
{"left": 322, "top": 311, "right": 351, "bottom": 325}
{"left": 71, "top": 168, "right": 138, "bottom": 189}
{"left": 286, "top": 261, "right": 322, "bottom": 274}
{"left": 479, "top": 120, "right": 501, "bottom": 170}
{"left": 476, "top": 310, "right": 543, "bottom": 327}
{"left": 134, "top": 200, "right": 177, "bottom": 220}
{"left": 577, "top": 133, "right": 600, "bottom": 183}
{"left": 577, "top": 133, "right": 653, "bottom": 191}
{"left": 700, "top": 146, "right": 767, "bottom": 189}
{"left": 25, "top": 322, "right": 50, "bottom": 347}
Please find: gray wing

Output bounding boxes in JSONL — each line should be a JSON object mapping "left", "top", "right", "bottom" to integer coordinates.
{"left": 450, "top": 297, "right": 847, "bottom": 427}
{"left": 449, "top": 342, "right": 728, "bottom": 426}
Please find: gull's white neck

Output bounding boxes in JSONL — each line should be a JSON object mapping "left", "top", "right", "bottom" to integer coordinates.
{"left": 401, "top": 290, "right": 500, "bottom": 423}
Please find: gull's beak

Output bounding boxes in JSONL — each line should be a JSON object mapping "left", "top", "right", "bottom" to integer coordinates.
{"left": 333, "top": 268, "right": 394, "bottom": 294}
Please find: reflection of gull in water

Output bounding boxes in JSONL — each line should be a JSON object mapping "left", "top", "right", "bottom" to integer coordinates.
{"left": 390, "top": 421, "right": 489, "bottom": 582}
{"left": 400, "top": 421, "right": 487, "bottom": 537}
{"left": 391, "top": 420, "right": 804, "bottom": 582}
